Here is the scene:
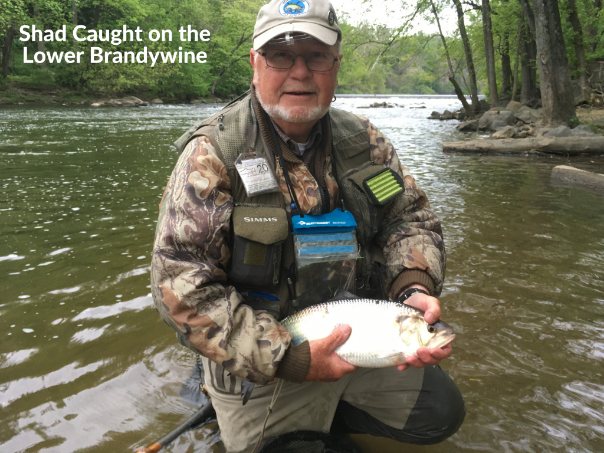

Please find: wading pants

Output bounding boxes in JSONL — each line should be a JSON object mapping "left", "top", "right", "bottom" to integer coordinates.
{"left": 202, "top": 357, "right": 466, "bottom": 453}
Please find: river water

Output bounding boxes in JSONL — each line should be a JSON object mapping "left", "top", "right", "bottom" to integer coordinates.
{"left": 1, "top": 98, "right": 603, "bottom": 453}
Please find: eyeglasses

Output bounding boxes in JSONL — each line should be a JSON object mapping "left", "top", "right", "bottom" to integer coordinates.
{"left": 259, "top": 49, "right": 339, "bottom": 72}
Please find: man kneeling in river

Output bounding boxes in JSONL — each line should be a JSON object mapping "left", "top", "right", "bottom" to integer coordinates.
{"left": 151, "top": 0, "right": 465, "bottom": 451}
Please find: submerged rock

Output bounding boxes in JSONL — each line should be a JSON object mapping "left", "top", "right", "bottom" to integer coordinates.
{"left": 551, "top": 165, "right": 604, "bottom": 195}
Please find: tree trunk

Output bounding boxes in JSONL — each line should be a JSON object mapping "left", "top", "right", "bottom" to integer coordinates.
{"left": 482, "top": 0, "right": 499, "bottom": 106}
{"left": 92, "top": 5, "right": 101, "bottom": 29}
{"left": 501, "top": 34, "right": 513, "bottom": 101}
{"left": 518, "top": 0, "right": 540, "bottom": 104}
{"left": 72, "top": 0, "right": 78, "bottom": 51}
{"left": 1, "top": 27, "right": 16, "bottom": 78}
{"left": 519, "top": 21, "right": 539, "bottom": 104}
{"left": 519, "top": 0, "right": 536, "bottom": 36}
{"left": 34, "top": 7, "right": 46, "bottom": 67}
{"left": 567, "top": 0, "right": 589, "bottom": 101}
{"left": 429, "top": 0, "right": 472, "bottom": 113}
{"left": 452, "top": 0, "right": 480, "bottom": 116}
{"left": 531, "top": 0, "right": 576, "bottom": 125}
{"left": 511, "top": 23, "right": 522, "bottom": 102}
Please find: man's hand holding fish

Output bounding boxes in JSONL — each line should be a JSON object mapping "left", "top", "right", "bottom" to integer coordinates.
{"left": 395, "top": 284, "right": 454, "bottom": 371}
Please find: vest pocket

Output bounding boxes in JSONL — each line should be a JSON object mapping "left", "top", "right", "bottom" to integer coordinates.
{"left": 227, "top": 206, "right": 288, "bottom": 289}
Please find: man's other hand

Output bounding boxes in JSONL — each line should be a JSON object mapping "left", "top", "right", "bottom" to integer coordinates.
{"left": 305, "top": 325, "right": 357, "bottom": 382}
{"left": 397, "top": 284, "right": 453, "bottom": 372}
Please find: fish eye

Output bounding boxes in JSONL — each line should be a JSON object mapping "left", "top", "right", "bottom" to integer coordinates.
{"left": 427, "top": 325, "right": 436, "bottom": 333}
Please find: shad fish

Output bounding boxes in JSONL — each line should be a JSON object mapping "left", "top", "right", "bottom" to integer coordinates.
{"left": 281, "top": 299, "right": 455, "bottom": 368}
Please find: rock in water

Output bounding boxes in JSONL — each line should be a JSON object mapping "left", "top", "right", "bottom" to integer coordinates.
{"left": 551, "top": 165, "right": 604, "bottom": 195}
{"left": 457, "top": 120, "right": 479, "bottom": 132}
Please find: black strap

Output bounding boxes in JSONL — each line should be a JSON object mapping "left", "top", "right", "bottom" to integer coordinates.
{"left": 267, "top": 120, "right": 304, "bottom": 217}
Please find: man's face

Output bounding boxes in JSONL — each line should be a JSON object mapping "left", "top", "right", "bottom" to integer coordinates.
{"left": 250, "top": 38, "right": 341, "bottom": 124}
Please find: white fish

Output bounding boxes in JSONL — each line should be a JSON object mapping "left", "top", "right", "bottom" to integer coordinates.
{"left": 281, "top": 299, "right": 455, "bottom": 368}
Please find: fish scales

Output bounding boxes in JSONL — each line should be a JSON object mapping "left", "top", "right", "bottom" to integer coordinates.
{"left": 281, "top": 299, "right": 455, "bottom": 368}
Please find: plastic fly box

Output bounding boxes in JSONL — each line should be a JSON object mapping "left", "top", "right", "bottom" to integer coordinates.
{"left": 292, "top": 209, "right": 360, "bottom": 308}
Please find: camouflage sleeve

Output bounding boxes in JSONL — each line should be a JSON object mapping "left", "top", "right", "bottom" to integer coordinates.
{"left": 356, "top": 115, "right": 446, "bottom": 298}
{"left": 151, "top": 136, "right": 291, "bottom": 385}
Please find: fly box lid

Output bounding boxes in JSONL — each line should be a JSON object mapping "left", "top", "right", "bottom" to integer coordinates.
{"left": 292, "top": 209, "right": 357, "bottom": 235}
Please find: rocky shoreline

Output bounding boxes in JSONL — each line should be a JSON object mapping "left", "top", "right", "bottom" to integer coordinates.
{"left": 431, "top": 100, "right": 603, "bottom": 139}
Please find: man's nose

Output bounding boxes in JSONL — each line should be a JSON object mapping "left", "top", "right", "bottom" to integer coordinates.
{"left": 290, "top": 55, "right": 312, "bottom": 79}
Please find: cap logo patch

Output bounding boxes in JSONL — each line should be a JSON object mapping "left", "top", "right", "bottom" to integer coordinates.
{"left": 279, "top": 0, "right": 310, "bottom": 16}
{"left": 328, "top": 10, "right": 335, "bottom": 25}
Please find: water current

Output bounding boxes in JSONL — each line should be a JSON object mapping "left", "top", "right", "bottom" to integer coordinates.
{"left": 1, "top": 98, "right": 603, "bottom": 452}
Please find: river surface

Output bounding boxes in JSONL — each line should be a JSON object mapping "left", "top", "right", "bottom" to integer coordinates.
{"left": 1, "top": 98, "right": 604, "bottom": 453}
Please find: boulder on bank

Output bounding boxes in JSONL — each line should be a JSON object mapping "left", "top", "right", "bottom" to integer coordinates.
{"left": 514, "top": 106, "right": 542, "bottom": 124}
{"left": 551, "top": 165, "right": 604, "bottom": 195}
{"left": 544, "top": 125, "right": 596, "bottom": 138}
{"left": 457, "top": 120, "right": 479, "bottom": 131}
{"left": 190, "top": 99, "right": 206, "bottom": 105}
{"left": 571, "top": 125, "right": 597, "bottom": 136}
{"left": 91, "top": 96, "right": 148, "bottom": 107}
{"left": 478, "top": 110, "right": 515, "bottom": 131}
{"left": 505, "top": 100, "right": 523, "bottom": 114}
{"left": 149, "top": 98, "right": 163, "bottom": 104}
{"left": 491, "top": 126, "right": 516, "bottom": 139}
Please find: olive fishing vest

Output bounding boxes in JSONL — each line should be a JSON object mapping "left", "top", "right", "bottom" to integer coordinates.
{"left": 174, "top": 95, "right": 387, "bottom": 319}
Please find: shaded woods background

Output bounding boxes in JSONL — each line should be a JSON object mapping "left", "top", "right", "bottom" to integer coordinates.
{"left": 0, "top": 0, "right": 603, "bottom": 102}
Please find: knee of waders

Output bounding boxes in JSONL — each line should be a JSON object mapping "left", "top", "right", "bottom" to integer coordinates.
{"left": 398, "top": 365, "right": 466, "bottom": 445}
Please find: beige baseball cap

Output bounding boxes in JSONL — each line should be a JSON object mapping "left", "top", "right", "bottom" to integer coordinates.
{"left": 253, "top": 0, "right": 341, "bottom": 50}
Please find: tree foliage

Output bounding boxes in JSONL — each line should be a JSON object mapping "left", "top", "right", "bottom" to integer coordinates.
{"left": 0, "top": 0, "right": 602, "bottom": 100}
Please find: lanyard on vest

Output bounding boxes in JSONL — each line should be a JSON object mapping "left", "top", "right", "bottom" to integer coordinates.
{"left": 251, "top": 100, "right": 304, "bottom": 217}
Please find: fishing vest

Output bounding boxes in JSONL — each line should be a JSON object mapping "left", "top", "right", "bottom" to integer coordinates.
{"left": 174, "top": 95, "right": 388, "bottom": 319}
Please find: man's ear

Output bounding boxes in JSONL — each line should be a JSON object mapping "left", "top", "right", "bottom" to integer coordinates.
{"left": 249, "top": 49, "right": 256, "bottom": 69}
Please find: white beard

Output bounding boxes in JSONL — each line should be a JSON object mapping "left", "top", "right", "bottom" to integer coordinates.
{"left": 256, "top": 90, "right": 329, "bottom": 123}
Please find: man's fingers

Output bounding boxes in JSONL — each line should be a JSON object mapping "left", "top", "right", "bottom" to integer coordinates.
{"left": 397, "top": 363, "right": 409, "bottom": 372}
{"left": 405, "top": 294, "right": 441, "bottom": 324}
{"left": 326, "top": 325, "right": 352, "bottom": 353}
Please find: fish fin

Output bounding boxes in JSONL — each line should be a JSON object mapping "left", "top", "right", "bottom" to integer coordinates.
{"left": 179, "top": 359, "right": 209, "bottom": 406}
{"left": 241, "top": 380, "right": 255, "bottom": 406}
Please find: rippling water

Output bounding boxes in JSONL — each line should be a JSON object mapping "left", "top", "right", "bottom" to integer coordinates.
{"left": 1, "top": 98, "right": 603, "bottom": 453}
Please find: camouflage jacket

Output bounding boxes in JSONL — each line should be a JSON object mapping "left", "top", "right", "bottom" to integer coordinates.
{"left": 151, "top": 108, "right": 445, "bottom": 385}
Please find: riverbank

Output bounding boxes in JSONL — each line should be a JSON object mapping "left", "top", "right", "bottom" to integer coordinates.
{"left": 0, "top": 84, "right": 230, "bottom": 106}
